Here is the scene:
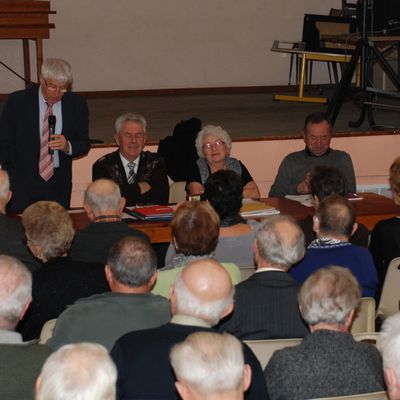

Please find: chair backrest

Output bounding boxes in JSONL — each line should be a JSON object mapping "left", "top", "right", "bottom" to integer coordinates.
{"left": 239, "top": 266, "right": 256, "bottom": 282}
{"left": 244, "top": 338, "right": 302, "bottom": 369}
{"left": 377, "top": 257, "right": 400, "bottom": 320}
{"left": 352, "top": 332, "right": 379, "bottom": 345}
{"left": 39, "top": 318, "right": 57, "bottom": 344}
{"left": 350, "top": 297, "right": 376, "bottom": 334}
{"left": 311, "top": 391, "right": 388, "bottom": 400}
{"left": 169, "top": 181, "right": 186, "bottom": 203}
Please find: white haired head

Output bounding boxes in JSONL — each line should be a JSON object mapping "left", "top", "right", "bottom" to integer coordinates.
{"left": 170, "top": 332, "right": 251, "bottom": 399}
{"left": 379, "top": 313, "right": 400, "bottom": 399}
{"left": 0, "top": 255, "right": 32, "bottom": 330}
{"left": 35, "top": 343, "right": 117, "bottom": 400}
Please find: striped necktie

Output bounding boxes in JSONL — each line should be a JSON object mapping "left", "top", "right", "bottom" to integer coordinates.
{"left": 127, "top": 161, "right": 136, "bottom": 184}
{"left": 39, "top": 103, "right": 54, "bottom": 181}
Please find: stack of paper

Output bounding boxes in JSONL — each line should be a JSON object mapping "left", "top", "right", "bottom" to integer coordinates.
{"left": 240, "top": 199, "right": 280, "bottom": 218}
{"left": 124, "top": 205, "right": 174, "bottom": 221}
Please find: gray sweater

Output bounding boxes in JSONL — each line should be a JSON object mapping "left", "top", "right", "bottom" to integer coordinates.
{"left": 264, "top": 329, "right": 385, "bottom": 400}
{"left": 269, "top": 148, "right": 356, "bottom": 197}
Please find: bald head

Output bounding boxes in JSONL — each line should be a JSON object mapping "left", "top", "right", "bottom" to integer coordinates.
{"left": 315, "top": 194, "right": 356, "bottom": 239}
{"left": 171, "top": 259, "right": 234, "bottom": 326}
{"left": 84, "top": 179, "right": 125, "bottom": 218}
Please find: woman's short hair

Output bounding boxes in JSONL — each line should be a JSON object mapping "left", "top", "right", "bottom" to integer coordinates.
{"left": 195, "top": 125, "right": 232, "bottom": 158}
{"left": 299, "top": 266, "right": 361, "bottom": 328}
{"left": 41, "top": 58, "right": 72, "bottom": 85}
{"left": 310, "top": 166, "right": 346, "bottom": 200}
{"left": 204, "top": 170, "right": 243, "bottom": 221}
{"left": 172, "top": 201, "right": 220, "bottom": 256}
{"left": 22, "top": 201, "right": 75, "bottom": 260}
{"left": 390, "top": 157, "right": 400, "bottom": 201}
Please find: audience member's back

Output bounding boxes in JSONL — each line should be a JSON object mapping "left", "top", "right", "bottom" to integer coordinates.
{"left": 16, "top": 200, "right": 109, "bottom": 340}
{"left": 218, "top": 215, "right": 308, "bottom": 340}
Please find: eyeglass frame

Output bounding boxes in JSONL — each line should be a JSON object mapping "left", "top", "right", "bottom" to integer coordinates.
{"left": 202, "top": 140, "right": 226, "bottom": 151}
{"left": 43, "top": 79, "right": 69, "bottom": 93}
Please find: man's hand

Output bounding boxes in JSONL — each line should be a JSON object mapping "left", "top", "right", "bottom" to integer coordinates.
{"left": 297, "top": 172, "right": 311, "bottom": 194}
{"left": 138, "top": 182, "right": 151, "bottom": 194}
{"left": 49, "top": 134, "right": 69, "bottom": 152}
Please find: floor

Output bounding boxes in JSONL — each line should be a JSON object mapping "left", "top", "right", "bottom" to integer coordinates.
{"left": 1, "top": 87, "right": 399, "bottom": 144}
{"left": 87, "top": 88, "right": 400, "bottom": 144}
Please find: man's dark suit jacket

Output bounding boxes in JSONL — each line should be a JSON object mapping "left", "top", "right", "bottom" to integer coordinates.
{"left": 0, "top": 213, "right": 38, "bottom": 272}
{"left": 218, "top": 270, "right": 308, "bottom": 340}
{"left": 70, "top": 220, "right": 149, "bottom": 264}
{"left": 0, "top": 86, "right": 90, "bottom": 212}
{"left": 17, "top": 256, "right": 109, "bottom": 340}
{"left": 111, "top": 322, "right": 269, "bottom": 400}
{"left": 92, "top": 150, "right": 169, "bottom": 206}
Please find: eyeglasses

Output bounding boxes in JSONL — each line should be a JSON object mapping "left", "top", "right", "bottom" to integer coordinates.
{"left": 43, "top": 79, "right": 69, "bottom": 93}
{"left": 202, "top": 140, "right": 225, "bottom": 151}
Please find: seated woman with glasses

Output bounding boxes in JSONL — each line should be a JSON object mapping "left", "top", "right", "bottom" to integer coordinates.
{"left": 186, "top": 125, "right": 260, "bottom": 199}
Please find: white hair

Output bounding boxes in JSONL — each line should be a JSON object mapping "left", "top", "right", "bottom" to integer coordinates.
{"left": 0, "top": 255, "right": 32, "bottom": 329}
{"left": 114, "top": 112, "right": 147, "bottom": 134}
{"left": 36, "top": 343, "right": 117, "bottom": 400}
{"left": 41, "top": 58, "right": 72, "bottom": 84}
{"left": 299, "top": 266, "right": 361, "bottom": 327}
{"left": 0, "top": 169, "right": 10, "bottom": 200}
{"left": 195, "top": 125, "right": 232, "bottom": 158}
{"left": 84, "top": 179, "right": 121, "bottom": 215}
{"left": 170, "top": 332, "right": 245, "bottom": 394}
{"left": 174, "top": 269, "right": 234, "bottom": 326}
{"left": 379, "top": 313, "right": 400, "bottom": 382}
{"left": 256, "top": 215, "right": 305, "bottom": 268}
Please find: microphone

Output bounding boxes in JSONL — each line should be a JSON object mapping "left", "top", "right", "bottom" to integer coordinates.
{"left": 48, "top": 115, "right": 56, "bottom": 155}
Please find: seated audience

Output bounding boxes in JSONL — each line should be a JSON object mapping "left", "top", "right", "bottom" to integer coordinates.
{"left": 300, "top": 165, "right": 369, "bottom": 247}
{"left": 204, "top": 170, "right": 257, "bottom": 266}
{"left": 269, "top": 111, "right": 356, "bottom": 197}
{"left": 170, "top": 331, "right": 251, "bottom": 400}
{"left": 70, "top": 178, "right": 149, "bottom": 264}
{"left": 48, "top": 237, "right": 170, "bottom": 350}
{"left": 369, "top": 157, "right": 400, "bottom": 300}
{"left": 17, "top": 201, "right": 108, "bottom": 340}
{"left": 35, "top": 342, "right": 117, "bottom": 400}
{"left": 218, "top": 215, "right": 308, "bottom": 339}
{"left": 0, "top": 255, "right": 52, "bottom": 400}
{"left": 111, "top": 259, "right": 268, "bottom": 400}
{"left": 186, "top": 125, "right": 260, "bottom": 199}
{"left": 379, "top": 313, "right": 400, "bottom": 400}
{"left": 265, "top": 266, "right": 385, "bottom": 400}
{"left": 92, "top": 112, "right": 169, "bottom": 206}
{"left": 290, "top": 194, "right": 378, "bottom": 297}
{"left": 0, "top": 169, "right": 38, "bottom": 271}
{"left": 160, "top": 201, "right": 240, "bottom": 297}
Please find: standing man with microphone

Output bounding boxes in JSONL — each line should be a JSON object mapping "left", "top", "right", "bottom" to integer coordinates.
{"left": 0, "top": 58, "right": 90, "bottom": 212}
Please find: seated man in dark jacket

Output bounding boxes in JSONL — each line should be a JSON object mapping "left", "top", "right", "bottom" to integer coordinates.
{"left": 92, "top": 113, "right": 169, "bottom": 206}
{"left": 218, "top": 215, "right": 308, "bottom": 340}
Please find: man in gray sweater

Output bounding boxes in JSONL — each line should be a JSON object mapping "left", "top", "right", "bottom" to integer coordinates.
{"left": 48, "top": 236, "right": 170, "bottom": 350}
{"left": 269, "top": 112, "right": 356, "bottom": 197}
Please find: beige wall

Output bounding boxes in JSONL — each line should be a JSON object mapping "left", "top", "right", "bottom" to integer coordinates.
{"left": 71, "top": 134, "right": 399, "bottom": 207}
{"left": 0, "top": 0, "right": 340, "bottom": 93}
